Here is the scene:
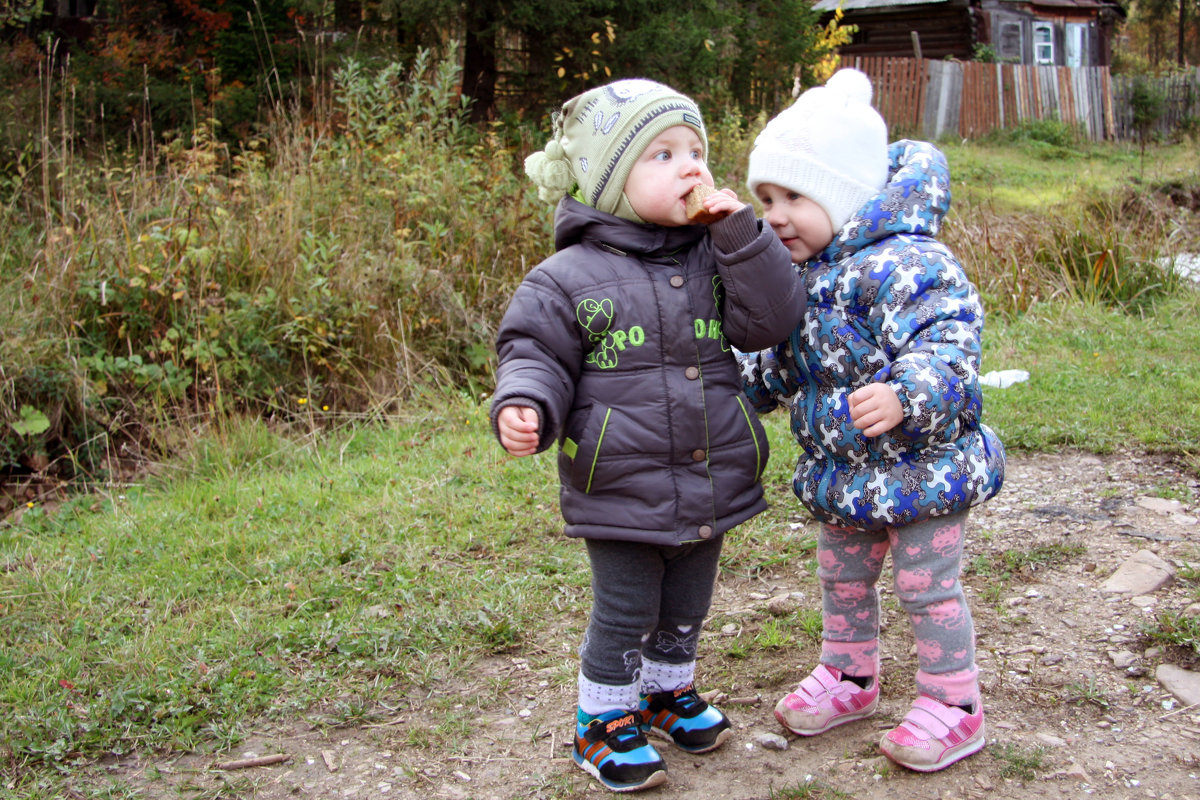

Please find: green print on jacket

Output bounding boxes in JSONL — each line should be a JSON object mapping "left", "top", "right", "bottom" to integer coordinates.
{"left": 577, "top": 297, "right": 646, "bottom": 370}
{"left": 708, "top": 275, "right": 729, "bottom": 352}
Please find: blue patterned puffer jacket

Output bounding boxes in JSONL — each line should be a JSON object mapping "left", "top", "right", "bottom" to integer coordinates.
{"left": 740, "top": 139, "right": 1005, "bottom": 531}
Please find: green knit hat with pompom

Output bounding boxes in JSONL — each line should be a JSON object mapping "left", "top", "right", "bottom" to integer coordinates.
{"left": 524, "top": 79, "right": 706, "bottom": 222}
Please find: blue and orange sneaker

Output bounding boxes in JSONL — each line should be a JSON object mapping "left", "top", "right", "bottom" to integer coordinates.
{"left": 572, "top": 707, "right": 668, "bottom": 792}
{"left": 640, "top": 684, "right": 731, "bottom": 754}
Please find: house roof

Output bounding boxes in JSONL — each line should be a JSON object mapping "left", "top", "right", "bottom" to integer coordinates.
{"left": 815, "top": 0, "right": 1118, "bottom": 8}
{"left": 813, "top": 0, "right": 950, "bottom": 11}
{"left": 988, "top": 0, "right": 1127, "bottom": 15}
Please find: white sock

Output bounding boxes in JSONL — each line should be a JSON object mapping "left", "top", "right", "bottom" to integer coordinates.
{"left": 577, "top": 671, "right": 640, "bottom": 716}
{"left": 640, "top": 658, "right": 695, "bottom": 695}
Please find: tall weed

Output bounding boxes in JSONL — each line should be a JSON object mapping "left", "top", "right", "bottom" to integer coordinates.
{"left": 946, "top": 182, "right": 1194, "bottom": 316}
{"left": 0, "top": 48, "right": 546, "bottom": 480}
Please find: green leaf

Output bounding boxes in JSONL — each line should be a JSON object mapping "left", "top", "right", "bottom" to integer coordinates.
{"left": 11, "top": 405, "right": 51, "bottom": 437}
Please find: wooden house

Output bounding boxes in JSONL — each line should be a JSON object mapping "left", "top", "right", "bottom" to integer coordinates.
{"left": 813, "top": 0, "right": 1125, "bottom": 66}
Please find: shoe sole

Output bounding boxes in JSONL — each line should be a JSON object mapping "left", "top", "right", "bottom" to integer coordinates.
{"left": 774, "top": 694, "right": 880, "bottom": 737}
{"left": 571, "top": 750, "right": 668, "bottom": 792}
{"left": 879, "top": 722, "right": 986, "bottom": 772}
{"left": 648, "top": 724, "right": 731, "bottom": 754}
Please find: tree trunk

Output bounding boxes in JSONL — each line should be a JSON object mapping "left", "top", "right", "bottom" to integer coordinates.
{"left": 334, "top": 0, "right": 360, "bottom": 30}
{"left": 462, "top": 2, "right": 498, "bottom": 122}
{"left": 1179, "top": 0, "right": 1187, "bottom": 66}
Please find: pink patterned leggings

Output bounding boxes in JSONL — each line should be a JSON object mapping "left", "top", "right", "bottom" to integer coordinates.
{"left": 817, "top": 510, "right": 979, "bottom": 707}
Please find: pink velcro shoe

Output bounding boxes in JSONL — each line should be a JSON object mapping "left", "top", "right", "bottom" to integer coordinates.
{"left": 773, "top": 664, "right": 879, "bottom": 736}
{"left": 880, "top": 695, "right": 985, "bottom": 772}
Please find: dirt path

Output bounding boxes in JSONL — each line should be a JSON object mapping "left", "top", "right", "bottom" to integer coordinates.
{"left": 82, "top": 452, "right": 1200, "bottom": 800}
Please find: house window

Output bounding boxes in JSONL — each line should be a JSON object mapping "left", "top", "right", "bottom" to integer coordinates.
{"left": 998, "top": 22, "right": 1022, "bottom": 61}
{"left": 1033, "top": 22, "right": 1055, "bottom": 65}
{"left": 1065, "top": 22, "right": 1087, "bottom": 66}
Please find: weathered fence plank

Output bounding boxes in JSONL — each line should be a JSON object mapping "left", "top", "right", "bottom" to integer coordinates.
{"left": 848, "top": 58, "right": 1198, "bottom": 142}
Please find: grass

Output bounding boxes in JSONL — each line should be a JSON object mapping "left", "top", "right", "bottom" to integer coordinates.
{"left": 994, "top": 743, "right": 1047, "bottom": 781}
{"left": 768, "top": 778, "right": 853, "bottom": 799}
{"left": 981, "top": 293, "right": 1200, "bottom": 467}
{"left": 1141, "top": 611, "right": 1200, "bottom": 657}
{"left": 941, "top": 131, "right": 1200, "bottom": 215}
{"left": 971, "top": 543, "right": 1088, "bottom": 580}
{"left": 0, "top": 401, "right": 579, "bottom": 772}
{"left": 1064, "top": 677, "right": 1111, "bottom": 710}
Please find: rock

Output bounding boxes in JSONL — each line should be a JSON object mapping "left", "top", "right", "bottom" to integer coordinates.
{"left": 1135, "top": 496, "right": 1185, "bottom": 514}
{"left": 1108, "top": 650, "right": 1137, "bottom": 669}
{"left": 766, "top": 592, "right": 793, "bottom": 615}
{"left": 754, "top": 732, "right": 789, "bottom": 751}
{"left": 1130, "top": 596, "right": 1157, "bottom": 609}
{"left": 1183, "top": 603, "right": 1200, "bottom": 619}
{"left": 1035, "top": 732, "right": 1068, "bottom": 747}
{"left": 1156, "top": 664, "right": 1200, "bottom": 706}
{"left": 1047, "top": 763, "right": 1092, "bottom": 783}
{"left": 1100, "top": 550, "right": 1175, "bottom": 595}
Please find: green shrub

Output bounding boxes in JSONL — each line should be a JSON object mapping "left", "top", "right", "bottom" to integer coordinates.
{"left": 0, "top": 46, "right": 546, "bottom": 477}
{"left": 982, "top": 119, "right": 1084, "bottom": 155}
{"left": 945, "top": 178, "right": 1195, "bottom": 317}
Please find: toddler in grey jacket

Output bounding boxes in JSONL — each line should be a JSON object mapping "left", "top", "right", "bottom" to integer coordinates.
{"left": 490, "top": 79, "right": 803, "bottom": 792}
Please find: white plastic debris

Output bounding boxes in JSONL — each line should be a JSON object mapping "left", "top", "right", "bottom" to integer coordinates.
{"left": 1159, "top": 253, "right": 1200, "bottom": 284}
{"left": 980, "top": 369, "right": 1030, "bottom": 388}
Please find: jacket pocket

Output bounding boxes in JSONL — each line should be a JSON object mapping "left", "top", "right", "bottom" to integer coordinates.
{"left": 560, "top": 404, "right": 612, "bottom": 493}
{"left": 736, "top": 395, "right": 769, "bottom": 481}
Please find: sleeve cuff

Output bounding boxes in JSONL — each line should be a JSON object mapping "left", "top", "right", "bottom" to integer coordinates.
{"left": 708, "top": 204, "right": 760, "bottom": 253}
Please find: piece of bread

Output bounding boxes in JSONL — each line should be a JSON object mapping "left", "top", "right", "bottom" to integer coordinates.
{"left": 686, "top": 184, "right": 725, "bottom": 224}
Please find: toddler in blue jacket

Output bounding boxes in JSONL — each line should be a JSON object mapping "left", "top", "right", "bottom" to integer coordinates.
{"left": 740, "top": 68, "right": 1005, "bottom": 772}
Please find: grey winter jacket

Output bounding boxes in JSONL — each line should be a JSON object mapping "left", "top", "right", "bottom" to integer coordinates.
{"left": 490, "top": 197, "right": 805, "bottom": 546}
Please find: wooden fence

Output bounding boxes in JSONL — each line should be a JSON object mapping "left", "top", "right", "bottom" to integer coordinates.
{"left": 845, "top": 56, "right": 1199, "bottom": 142}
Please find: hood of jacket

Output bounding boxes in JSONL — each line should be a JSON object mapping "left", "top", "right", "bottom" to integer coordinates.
{"left": 553, "top": 196, "right": 708, "bottom": 257}
{"left": 820, "top": 138, "right": 952, "bottom": 265}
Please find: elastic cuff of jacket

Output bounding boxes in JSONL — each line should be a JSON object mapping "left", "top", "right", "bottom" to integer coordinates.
{"left": 891, "top": 382, "right": 912, "bottom": 421}
{"left": 490, "top": 397, "right": 546, "bottom": 448}
{"left": 708, "top": 204, "right": 759, "bottom": 253}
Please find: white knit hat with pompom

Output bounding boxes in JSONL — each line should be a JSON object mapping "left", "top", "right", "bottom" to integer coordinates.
{"left": 746, "top": 68, "right": 889, "bottom": 232}
{"left": 525, "top": 79, "right": 706, "bottom": 222}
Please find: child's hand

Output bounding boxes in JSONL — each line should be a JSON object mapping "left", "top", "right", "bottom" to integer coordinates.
{"left": 687, "top": 185, "right": 745, "bottom": 224}
{"left": 848, "top": 382, "right": 903, "bottom": 437}
{"left": 700, "top": 187, "right": 747, "bottom": 221}
{"left": 497, "top": 405, "right": 540, "bottom": 457}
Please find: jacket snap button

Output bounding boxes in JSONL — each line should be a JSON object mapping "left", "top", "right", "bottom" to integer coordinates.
{"left": 691, "top": 449, "right": 705, "bottom": 461}
{"left": 669, "top": 275, "right": 684, "bottom": 288}
{"left": 698, "top": 525, "right": 713, "bottom": 539}
{"left": 685, "top": 366, "right": 699, "bottom": 380}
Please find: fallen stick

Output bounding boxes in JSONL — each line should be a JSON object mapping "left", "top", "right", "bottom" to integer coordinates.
{"left": 1159, "top": 701, "right": 1200, "bottom": 721}
{"left": 213, "top": 753, "right": 290, "bottom": 770}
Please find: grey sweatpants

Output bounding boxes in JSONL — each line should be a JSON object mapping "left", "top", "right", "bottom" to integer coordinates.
{"left": 579, "top": 535, "right": 724, "bottom": 687}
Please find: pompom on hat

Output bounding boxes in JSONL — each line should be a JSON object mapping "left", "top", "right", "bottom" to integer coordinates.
{"left": 746, "top": 68, "right": 889, "bottom": 232}
{"left": 525, "top": 79, "right": 707, "bottom": 222}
